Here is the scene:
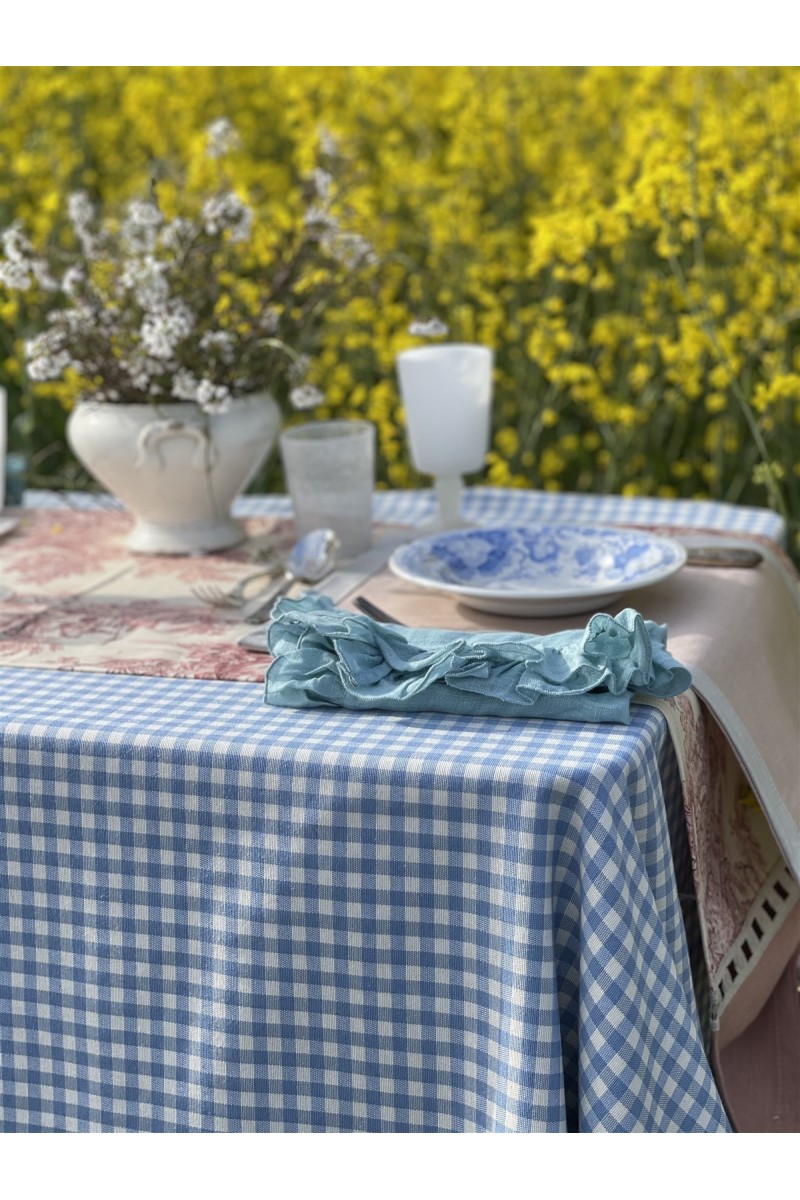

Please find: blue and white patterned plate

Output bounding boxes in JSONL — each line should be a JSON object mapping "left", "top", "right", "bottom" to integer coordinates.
{"left": 388, "top": 524, "right": 688, "bottom": 616}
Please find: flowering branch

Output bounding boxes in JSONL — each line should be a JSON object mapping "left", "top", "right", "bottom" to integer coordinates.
{"left": 0, "top": 118, "right": 377, "bottom": 418}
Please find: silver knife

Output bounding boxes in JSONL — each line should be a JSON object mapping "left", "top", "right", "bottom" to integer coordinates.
{"left": 684, "top": 545, "right": 762, "bottom": 568}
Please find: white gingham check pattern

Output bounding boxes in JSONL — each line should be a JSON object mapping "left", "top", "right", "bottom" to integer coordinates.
{"left": 27, "top": 485, "right": 787, "bottom": 543}
{"left": 2, "top": 486, "right": 764, "bottom": 1132}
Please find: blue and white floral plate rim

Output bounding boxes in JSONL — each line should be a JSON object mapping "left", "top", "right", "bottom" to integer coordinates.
{"left": 388, "top": 523, "right": 688, "bottom": 616}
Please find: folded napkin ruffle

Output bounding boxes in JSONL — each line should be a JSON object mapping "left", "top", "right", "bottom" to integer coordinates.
{"left": 264, "top": 594, "right": 691, "bottom": 724}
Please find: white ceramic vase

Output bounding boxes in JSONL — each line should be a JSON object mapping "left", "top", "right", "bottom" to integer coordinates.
{"left": 66, "top": 392, "right": 281, "bottom": 554}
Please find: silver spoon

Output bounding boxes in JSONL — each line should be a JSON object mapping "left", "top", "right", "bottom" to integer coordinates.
{"left": 242, "top": 527, "right": 341, "bottom": 624}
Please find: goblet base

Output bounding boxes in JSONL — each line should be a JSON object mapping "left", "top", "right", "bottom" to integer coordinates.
{"left": 415, "top": 512, "right": 474, "bottom": 534}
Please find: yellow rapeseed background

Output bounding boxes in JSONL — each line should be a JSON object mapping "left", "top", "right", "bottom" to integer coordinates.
{"left": 1, "top": 66, "right": 798, "bottom": 543}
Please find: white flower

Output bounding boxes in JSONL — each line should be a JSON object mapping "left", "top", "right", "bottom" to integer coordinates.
{"left": 196, "top": 378, "right": 232, "bottom": 412}
{"left": 120, "top": 349, "right": 172, "bottom": 395}
{"left": 24, "top": 330, "right": 73, "bottom": 380}
{"left": 123, "top": 355, "right": 161, "bottom": 391}
{"left": 67, "top": 191, "right": 100, "bottom": 259}
{"left": 199, "top": 330, "right": 235, "bottom": 362}
{"left": 195, "top": 379, "right": 217, "bottom": 407}
{"left": 0, "top": 223, "right": 57, "bottom": 290}
{"left": 27, "top": 355, "right": 69, "bottom": 380}
{"left": 171, "top": 369, "right": 199, "bottom": 401}
{"left": 160, "top": 216, "right": 196, "bottom": 252}
{"left": 140, "top": 320, "right": 175, "bottom": 360}
{"left": 121, "top": 200, "right": 163, "bottom": 254}
{"left": 317, "top": 125, "right": 338, "bottom": 157}
{"left": 289, "top": 383, "right": 325, "bottom": 410}
{"left": 1, "top": 223, "right": 32, "bottom": 263}
{"left": 68, "top": 191, "right": 94, "bottom": 227}
{"left": 0, "top": 259, "right": 33, "bottom": 290}
{"left": 25, "top": 327, "right": 64, "bottom": 355}
{"left": 120, "top": 255, "right": 169, "bottom": 310}
{"left": 172, "top": 370, "right": 230, "bottom": 411}
{"left": 57, "top": 306, "right": 97, "bottom": 337}
{"left": 62, "top": 265, "right": 85, "bottom": 297}
{"left": 140, "top": 300, "right": 194, "bottom": 359}
{"left": 408, "top": 317, "right": 450, "bottom": 338}
{"left": 325, "top": 230, "right": 376, "bottom": 269}
{"left": 201, "top": 191, "right": 253, "bottom": 243}
{"left": 205, "top": 117, "right": 240, "bottom": 160}
{"left": 309, "top": 168, "right": 334, "bottom": 200}
{"left": 305, "top": 203, "right": 338, "bottom": 231}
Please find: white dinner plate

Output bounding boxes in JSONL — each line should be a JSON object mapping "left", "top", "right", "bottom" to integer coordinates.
{"left": 388, "top": 524, "right": 688, "bottom": 616}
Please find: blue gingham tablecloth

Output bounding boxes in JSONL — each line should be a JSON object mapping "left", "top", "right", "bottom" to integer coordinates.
{"left": 26, "top": 483, "right": 786, "bottom": 541}
{"left": 3, "top": 486, "right": 776, "bottom": 1133}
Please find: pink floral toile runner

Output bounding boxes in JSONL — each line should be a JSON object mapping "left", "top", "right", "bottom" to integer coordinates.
{"left": 0, "top": 508, "right": 285, "bottom": 681}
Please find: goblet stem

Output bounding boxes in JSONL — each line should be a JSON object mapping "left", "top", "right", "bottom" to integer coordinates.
{"left": 427, "top": 473, "right": 466, "bottom": 532}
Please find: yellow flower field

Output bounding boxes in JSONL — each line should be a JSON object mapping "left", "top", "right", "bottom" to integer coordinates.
{"left": 1, "top": 66, "right": 798, "bottom": 548}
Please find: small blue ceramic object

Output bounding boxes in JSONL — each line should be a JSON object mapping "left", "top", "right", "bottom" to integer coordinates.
{"left": 4, "top": 452, "right": 26, "bottom": 507}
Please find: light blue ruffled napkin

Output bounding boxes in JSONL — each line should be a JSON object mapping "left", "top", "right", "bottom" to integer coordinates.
{"left": 264, "top": 593, "right": 691, "bottom": 724}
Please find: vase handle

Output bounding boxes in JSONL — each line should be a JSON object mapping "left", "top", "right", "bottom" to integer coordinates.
{"left": 134, "top": 418, "right": 216, "bottom": 470}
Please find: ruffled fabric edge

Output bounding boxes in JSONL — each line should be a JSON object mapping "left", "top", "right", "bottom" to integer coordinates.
{"left": 265, "top": 593, "right": 692, "bottom": 724}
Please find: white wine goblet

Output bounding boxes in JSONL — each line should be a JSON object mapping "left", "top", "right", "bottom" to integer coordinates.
{"left": 396, "top": 343, "right": 493, "bottom": 531}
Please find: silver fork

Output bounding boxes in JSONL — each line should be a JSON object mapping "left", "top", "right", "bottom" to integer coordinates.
{"left": 191, "top": 563, "right": 283, "bottom": 608}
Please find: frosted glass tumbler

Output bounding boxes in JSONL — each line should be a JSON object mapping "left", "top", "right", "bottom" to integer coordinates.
{"left": 396, "top": 343, "right": 493, "bottom": 529}
{"left": 280, "top": 420, "right": 375, "bottom": 557}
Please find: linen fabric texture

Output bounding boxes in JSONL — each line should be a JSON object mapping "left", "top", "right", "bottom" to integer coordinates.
{"left": 265, "top": 594, "right": 691, "bottom": 723}
{"left": 0, "top": 663, "right": 726, "bottom": 1131}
